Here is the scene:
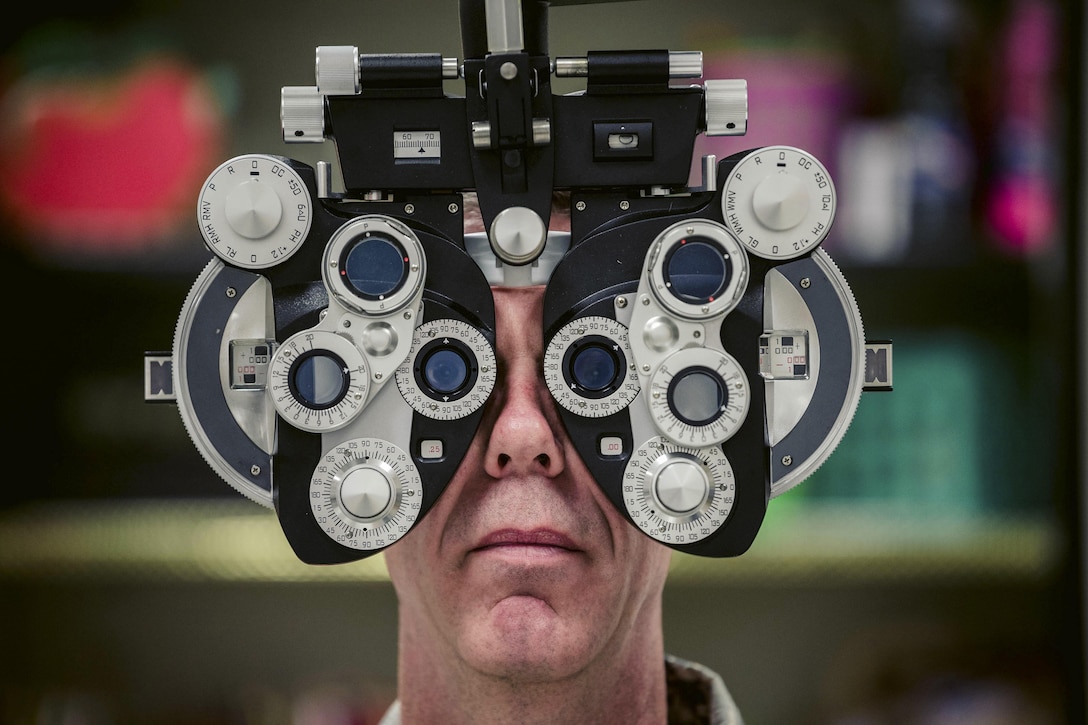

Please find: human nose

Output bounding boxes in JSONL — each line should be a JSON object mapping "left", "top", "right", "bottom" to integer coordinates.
{"left": 482, "top": 359, "right": 567, "bottom": 479}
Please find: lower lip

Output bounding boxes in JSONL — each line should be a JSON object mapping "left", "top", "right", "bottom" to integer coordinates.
{"left": 473, "top": 543, "right": 580, "bottom": 561}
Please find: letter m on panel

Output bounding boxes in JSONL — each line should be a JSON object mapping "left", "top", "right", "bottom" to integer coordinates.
{"left": 144, "top": 353, "right": 176, "bottom": 402}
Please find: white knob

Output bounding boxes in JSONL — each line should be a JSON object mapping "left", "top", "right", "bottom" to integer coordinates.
{"left": 752, "top": 172, "right": 809, "bottom": 231}
{"left": 704, "top": 79, "right": 748, "bottom": 136}
{"left": 316, "top": 45, "right": 360, "bottom": 95}
{"left": 340, "top": 467, "right": 393, "bottom": 519}
{"left": 224, "top": 181, "right": 283, "bottom": 240}
{"left": 654, "top": 457, "right": 709, "bottom": 514}
{"left": 668, "top": 51, "right": 703, "bottom": 78}
{"left": 281, "top": 86, "right": 326, "bottom": 143}
{"left": 489, "top": 206, "right": 547, "bottom": 265}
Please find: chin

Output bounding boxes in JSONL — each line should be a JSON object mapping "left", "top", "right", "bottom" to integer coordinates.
{"left": 458, "top": 595, "right": 602, "bottom": 682}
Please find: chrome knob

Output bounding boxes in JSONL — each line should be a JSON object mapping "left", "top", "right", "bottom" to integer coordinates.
{"left": 704, "top": 79, "right": 748, "bottom": 136}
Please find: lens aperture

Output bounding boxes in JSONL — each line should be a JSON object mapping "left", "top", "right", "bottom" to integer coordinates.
{"left": 668, "top": 366, "right": 726, "bottom": 426}
{"left": 291, "top": 351, "right": 349, "bottom": 409}
{"left": 422, "top": 347, "right": 470, "bottom": 395}
{"left": 664, "top": 237, "right": 730, "bottom": 304}
{"left": 562, "top": 335, "right": 625, "bottom": 400}
{"left": 341, "top": 234, "right": 409, "bottom": 300}
{"left": 570, "top": 343, "right": 620, "bottom": 393}
{"left": 414, "top": 338, "right": 478, "bottom": 402}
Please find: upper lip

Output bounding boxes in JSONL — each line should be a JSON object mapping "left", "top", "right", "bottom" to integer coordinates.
{"left": 473, "top": 528, "right": 580, "bottom": 551}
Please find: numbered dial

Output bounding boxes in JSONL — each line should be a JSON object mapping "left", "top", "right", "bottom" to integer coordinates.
{"left": 648, "top": 346, "right": 750, "bottom": 446}
{"left": 623, "top": 437, "right": 736, "bottom": 545}
{"left": 269, "top": 330, "right": 370, "bottom": 432}
{"left": 198, "top": 154, "right": 312, "bottom": 269}
{"left": 721, "top": 146, "right": 836, "bottom": 261}
{"left": 309, "top": 438, "right": 423, "bottom": 551}
{"left": 396, "top": 319, "right": 497, "bottom": 420}
{"left": 544, "top": 316, "right": 640, "bottom": 418}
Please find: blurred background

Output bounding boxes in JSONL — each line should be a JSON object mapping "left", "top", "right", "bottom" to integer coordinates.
{"left": 0, "top": 0, "right": 1083, "bottom": 722}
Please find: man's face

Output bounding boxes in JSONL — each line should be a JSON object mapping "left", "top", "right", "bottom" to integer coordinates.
{"left": 383, "top": 285, "right": 672, "bottom": 682}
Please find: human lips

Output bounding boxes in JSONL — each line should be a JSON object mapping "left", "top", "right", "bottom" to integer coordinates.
{"left": 471, "top": 528, "right": 582, "bottom": 558}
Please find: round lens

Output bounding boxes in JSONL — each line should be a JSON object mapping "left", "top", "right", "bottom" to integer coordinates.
{"left": 570, "top": 344, "right": 619, "bottom": 393}
{"left": 341, "top": 234, "right": 408, "bottom": 299}
{"left": 665, "top": 238, "right": 730, "bottom": 304}
{"left": 422, "top": 348, "right": 470, "bottom": 395}
{"left": 291, "top": 352, "right": 348, "bottom": 409}
{"left": 668, "top": 367, "right": 726, "bottom": 426}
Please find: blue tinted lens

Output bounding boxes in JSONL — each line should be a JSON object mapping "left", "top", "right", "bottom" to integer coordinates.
{"left": 666, "top": 239, "right": 728, "bottom": 303}
{"left": 570, "top": 344, "right": 618, "bottom": 392}
{"left": 423, "top": 348, "right": 470, "bottom": 394}
{"left": 343, "top": 235, "right": 407, "bottom": 298}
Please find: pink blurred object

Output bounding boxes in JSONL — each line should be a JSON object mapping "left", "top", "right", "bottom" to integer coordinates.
{"left": 0, "top": 58, "right": 225, "bottom": 254}
{"left": 986, "top": 177, "right": 1058, "bottom": 254}
{"left": 983, "top": 0, "right": 1060, "bottom": 254}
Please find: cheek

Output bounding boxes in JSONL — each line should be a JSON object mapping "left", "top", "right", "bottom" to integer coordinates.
{"left": 594, "top": 481, "right": 672, "bottom": 589}
{"left": 383, "top": 529, "right": 426, "bottom": 600}
{"left": 383, "top": 464, "right": 475, "bottom": 607}
{"left": 616, "top": 520, "right": 672, "bottom": 583}
{"left": 385, "top": 486, "right": 451, "bottom": 591}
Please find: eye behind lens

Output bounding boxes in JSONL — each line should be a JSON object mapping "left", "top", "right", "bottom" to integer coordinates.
{"left": 396, "top": 318, "right": 497, "bottom": 422}
{"left": 543, "top": 316, "right": 641, "bottom": 419}
{"left": 420, "top": 346, "right": 472, "bottom": 396}
{"left": 565, "top": 337, "right": 623, "bottom": 398}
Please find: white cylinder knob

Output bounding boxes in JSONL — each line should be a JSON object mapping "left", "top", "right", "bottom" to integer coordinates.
{"left": 340, "top": 466, "right": 393, "bottom": 519}
{"left": 281, "top": 86, "right": 326, "bottom": 143}
{"left": 752, "top": 172, "right": 810, "bottom": 231}
{"left": 489, "top": 206, "right": 547, "bottom": 265}
{"left": 224, "top": 181, "right": 283, "bottom": 239}
{"left": 704, "top": 79, "right": 748, "bottom": 136}
{"left": 654, "top": 457, "right": 710, "bottom": 514}
{"left": 316, "top": 45, "right": 360, "bottom": 95}
{"left": 669, "top": 51, "right": 703, "bottom": 78}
